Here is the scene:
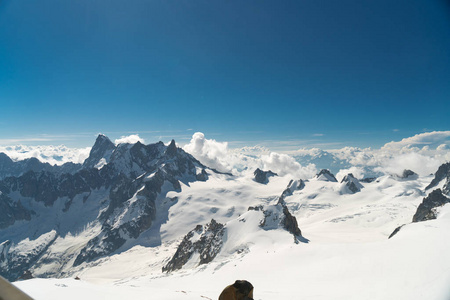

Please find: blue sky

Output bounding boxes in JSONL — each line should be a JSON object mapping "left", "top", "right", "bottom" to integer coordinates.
{"left": 1, "top": 0, "right": 449, "bottom": 149}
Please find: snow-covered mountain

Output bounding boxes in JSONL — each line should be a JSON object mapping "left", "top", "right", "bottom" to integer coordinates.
{"left": 0, "top": 135, "right": 214, "bottom": 281}
{"left": 1, "top": 135, "right": 450, "bottom": 300}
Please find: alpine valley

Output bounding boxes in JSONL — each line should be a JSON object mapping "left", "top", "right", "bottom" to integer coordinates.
{"left": 1, "top": 134, "right": 450, "bottom": 300}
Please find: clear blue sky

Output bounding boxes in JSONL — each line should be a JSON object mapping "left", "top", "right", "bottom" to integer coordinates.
{"left": 1, "top": 0, "right": 449, "bottom": 149}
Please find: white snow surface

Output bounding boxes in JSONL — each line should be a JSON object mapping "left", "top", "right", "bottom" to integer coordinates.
{"left": 11, "top": 170, "right": 450, "bottom": 300}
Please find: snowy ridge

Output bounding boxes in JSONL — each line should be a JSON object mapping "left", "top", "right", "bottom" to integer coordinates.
{"left": 0, "top": 133, "right": 449, "bottom": 299}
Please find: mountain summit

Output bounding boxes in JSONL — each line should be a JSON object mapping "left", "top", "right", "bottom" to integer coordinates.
{"left": 0, "top": 135, "right": 210, "bottom": 280}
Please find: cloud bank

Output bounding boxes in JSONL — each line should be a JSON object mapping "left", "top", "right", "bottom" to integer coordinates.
{"left": 0, "top": 145, "right": 91, "bottom": 166}
{"left": 183, "top": 132, "right": 317, "bottom": 179}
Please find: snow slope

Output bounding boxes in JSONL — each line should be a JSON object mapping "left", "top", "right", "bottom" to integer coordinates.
{"left": 12, "top": 170, "right": 450, "bottom": 300}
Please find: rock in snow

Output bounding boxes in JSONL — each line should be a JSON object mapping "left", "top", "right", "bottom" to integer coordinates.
{"left": 162, "top": 219, "right": 225, "bottom": 272}
{"left": 253, "top": 168, "right": 277, "bottom": 184}
{"left": 315, "top": 169, "right": 338, "bottom": 182}
{"left": 0, "top": 134, "right": 211, "bottom": 280}
{"left": 340, "top": 173, "right": 363, "bottom": 194}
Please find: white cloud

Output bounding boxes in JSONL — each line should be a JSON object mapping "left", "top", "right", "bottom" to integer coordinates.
{"left": 114, "top": 134, "right": 145, "bottom": 145}
{"left": 182, "top": 132, "right": 230, "bottom": 172}
{"left": 183, "top": 132, "right": 317, "bottom": 178}
{"left": 382, "top": 131, "right": 450, "bottom": 151}
{"left": 261, "top": 152, "right": 316, "bottom": 178}
{"left": 0, "top": 145, "right": 91, "bottom": 165}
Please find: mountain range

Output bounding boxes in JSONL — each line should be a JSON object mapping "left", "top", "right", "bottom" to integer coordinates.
{"left": 1, "top": 135, "right": 450, "bottom": 300}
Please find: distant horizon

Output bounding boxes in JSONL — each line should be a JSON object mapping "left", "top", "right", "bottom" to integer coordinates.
{"left": 0, "top": 129, "right": 450, "bottom": 152}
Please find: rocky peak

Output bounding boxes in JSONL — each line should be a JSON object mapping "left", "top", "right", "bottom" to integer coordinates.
{"left": 83, "top": 134, "right": 115, "bottom": 169}
{"left": 426, "top": 162, "right": 450, "bottom": 191}
{"left": 340, "top": 173, "right": 363, "bottom": 194}
{"left": 164, "top": 140, "right": 177, "bottom": 157}
{"left": 412, "top": 189, "right": 450, "bottom": 222}
{"left": 253, "top": 168, "right": 277, "bottom": 184}
{"left": 315, "top": 169, "right": 338, "bottom": 182}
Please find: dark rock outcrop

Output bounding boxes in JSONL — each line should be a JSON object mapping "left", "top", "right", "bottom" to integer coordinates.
{"left": 82, "top": 134, "right": 115, "bottom": 169}
{"left": 360, "top": 177, "right": 377, "bottom": 183}
{"left": 278, "top": 179, "right": 305, "bottom": 204}
{"left": 253, "top": 168, "right": 277, "bottom": 184}
{"left": 395, "top": 169, "right": 418, "bottom": 180}
{"left": 0, "top": 135, "right": 212, "bottom": 278}
{"left": 162, "top": 219, "right": 225, "bottom": 272}
{"left": 426, "top": 162, "right": 450, "bottom": 191}
{"left": 0, "top": 194, "right": 33, "bottom": 229}
{"left": 259, "top": 204, "right": 302, "bottom": 238}
{"left": 196, "top": 168, "right": 208, "bottom": 181}
{"left": 340, "top": 173, "right": 363, "bottom": 194}
{"left": 389, "top": 188, "right": 450, "bottom": 239}
{"left": 315, "top": 169, "right": 337, "bottom": 182}
{"left": 412, "top": 189, "right": 450, "bottom": 222}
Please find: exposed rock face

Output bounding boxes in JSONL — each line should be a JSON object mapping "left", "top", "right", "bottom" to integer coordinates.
{"left": 0, "top": 194, "right": 32, "bottom": 229}
{"left": 278, "top": 179, "right": 305, "bottom": 204}
{"left": 395, "top": 169, "right": 418, "bottom": 180}
{"left": 412, "top": 189, "right": 450, "bottom": 222}
{"left": 340, "top": 173, "right": 363, "bottom": 194}
{"left": 196, "top": 168, "right": 208, "bottom": 181}
{"left": 360, "top": 177, "right": 377, "bottom": 183}
{"left": 0, "top": 135, "right": 212, "bottom": 279}
{"left": 389, "top": 188, "right": 450, "bottom": 239}
{"left": 259, "top": 204, "right": 302, "bottom": 238}
{"left": 253, "top": 168, "right": 277, "bottom": 184}
{"left": 315, "top": 169, "right": 337, "bottom": 182}
{"left": 162, "top": 219, "right": 225, "bottom": 272}
{"left": 426, "top": 162, "right": 450, "bottom": 191}
{"left": 0, "top": 231, "right": 58, "bottom": 281}
{"left": 82, "top": 134, "right": 115, "bottom": 169}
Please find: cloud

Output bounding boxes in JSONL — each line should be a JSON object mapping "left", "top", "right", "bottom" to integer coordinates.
{"left": 183, "top": 132, "right": 317, "bottom": 178}
{"left": 182, "top": 132, "right": 229, "bottom": 172}
{"left": 0, "top": 145, "right": 91, "bottom": 165}
{"left": 260, "top": 152, "right": 317, "bottom": 178}
{"left": 114, "top": 134, "right": 145, "bottom": 145}
{"left": 382, "top": 131, "right": 450, "bottom": 151}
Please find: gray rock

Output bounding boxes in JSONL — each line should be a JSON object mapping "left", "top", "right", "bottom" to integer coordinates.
{"left": 82, "top": 134, "right": 115, "bottom": 169}
{"left": 340, "top": 173, "right": 363, "bottom": 194}
{"left": 162, "top": 219, "right": 225, "bottom": 272}
{"left": 412, "top": 189, "right": 450, "bottom": 222}
{"left": 315, "top": 169, "right": 338, "bottom": 182}
{"left": 254, "top": 168, "right": 277, "bottom": 184}
{"left": 425, "top": 162, "right": 450, "bottom": 191}
{"left": 395, "top": 169, "right": 418, "bottom": 180}
{"left": 389, "top": 188, "right": 450, "bottom": 238}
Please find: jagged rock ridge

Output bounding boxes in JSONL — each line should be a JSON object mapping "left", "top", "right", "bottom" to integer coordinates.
{"left": 162, "top": 219, "right": 225, "bottom": 273}
{"left": 0, "top": 134, "right": 212, "bottom": 280}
